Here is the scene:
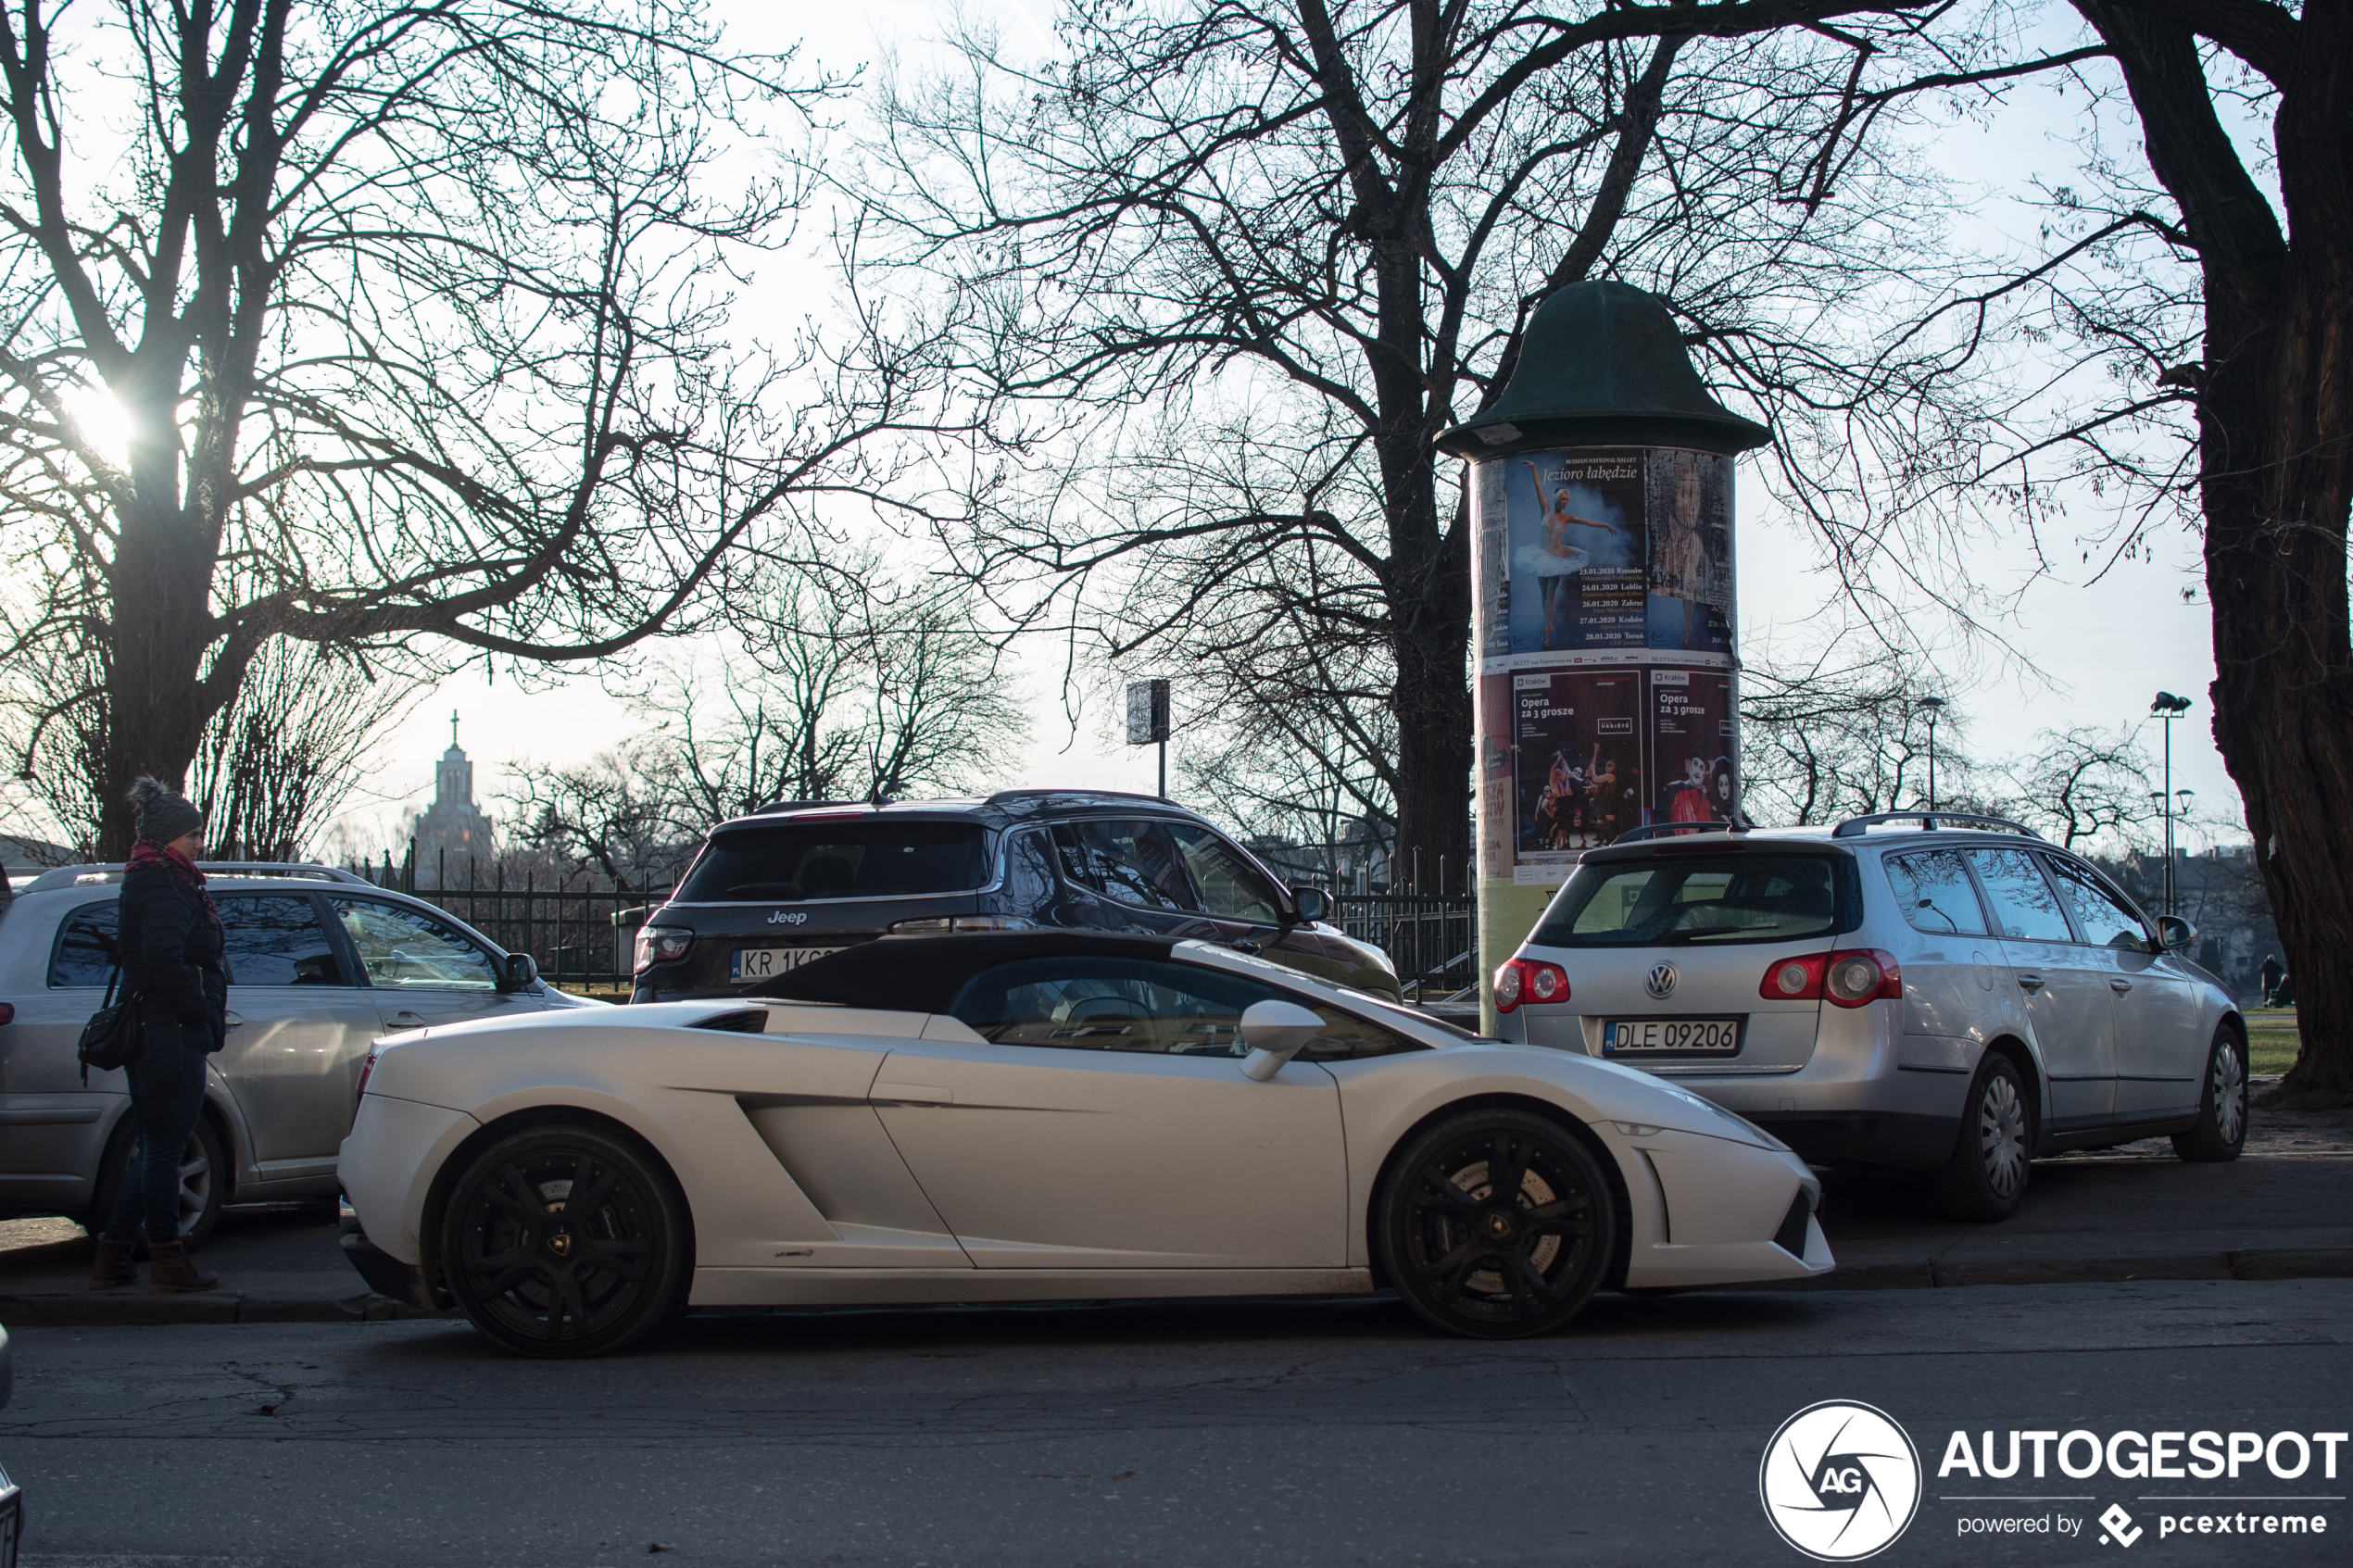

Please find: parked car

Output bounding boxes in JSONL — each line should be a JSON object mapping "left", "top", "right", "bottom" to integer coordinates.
{"left": 339, "top": 928, "right": 1830, "bottom": 1356}
{"left": 0, "top": 1317, "right": 15, "bottom": 1568}
{"left": 0, "top": 862, "right": 595, "bottom": 1244}
{"left": 629, "top": 792, "right": 1402, "bottom": 1003}
{"left": 1492, "top": 813, "right": 2247, "bottom": 1220}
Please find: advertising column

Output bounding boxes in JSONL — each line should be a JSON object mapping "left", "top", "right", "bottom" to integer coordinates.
{"left": 1472, "top": 446, "right": 1742, "bottom": 987}
{"left": 1441, "top": 281, "right": 1769, "bottom": 1029}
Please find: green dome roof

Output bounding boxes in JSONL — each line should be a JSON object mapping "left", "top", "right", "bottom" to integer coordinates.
{"left": 1438, "top": 281, "right": 1769, "bottom": 457}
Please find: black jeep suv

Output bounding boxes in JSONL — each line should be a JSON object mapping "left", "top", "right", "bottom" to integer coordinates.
{"left": 630, "top": 791, "right": 1402, "bottom": 1002}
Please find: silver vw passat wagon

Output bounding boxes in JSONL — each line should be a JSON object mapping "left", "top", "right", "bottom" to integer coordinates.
{"left": 1492, "top": 814, "right": 2246, "bottom": 1220}
{"left": 0, "top": 863, "right": 595, "bottom": 1243}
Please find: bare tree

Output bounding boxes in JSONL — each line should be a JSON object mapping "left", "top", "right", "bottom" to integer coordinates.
{"left": 852, "top": 2, "right": 1977, "bottom": 886}
{"left": 503, "top": 563, "right": 1029, "bottom": 877}
{"left": 189, "top": 640, "right": 418, "bottom": 860}
{"left": 1738, "top": 644, "right": 1971, "bottom": 824}
{"left": 1993, "top": 727, "right": 2160, "bottom": 849}
{"left": 0, "top": 0, "right": 955, "bottom": 855}
{"left": 1763, "top": 0, "right": 2353, "bottom": 1100}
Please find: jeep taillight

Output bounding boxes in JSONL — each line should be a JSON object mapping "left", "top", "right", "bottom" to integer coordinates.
{"left": 633, "top": 923, "right": 692, "bottom": 972}
{"left": 1493, "top": 957, "right": 1570, "bottom": 1013}
{"left": 1760, "top": 949, "right": 1900, "bottom": 1009}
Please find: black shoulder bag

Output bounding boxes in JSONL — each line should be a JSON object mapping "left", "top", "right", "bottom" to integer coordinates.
{"left": 77, "top": 965, "right": 145, "bottom": 1084}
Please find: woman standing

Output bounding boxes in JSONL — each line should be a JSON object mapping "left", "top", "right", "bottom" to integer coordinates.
{"left": 88, "top": 779, "right": 224, "bottom": 1293}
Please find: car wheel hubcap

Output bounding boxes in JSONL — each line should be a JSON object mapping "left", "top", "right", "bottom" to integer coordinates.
{"left": 2213, "top": 1043, "right": 2246, "bottom": 1144}
{"left": 456, "top": 1149, "right": 656, "bottom": 1344}
{"left": 1979, "top": 1074, "right": 2026, "bottom": 1199}
{"left": 176, "top": 1134, "right": 212, "bottom": 1236}
{"left": 1401, "top": 1129, "right": 1594, "bottom": 1324}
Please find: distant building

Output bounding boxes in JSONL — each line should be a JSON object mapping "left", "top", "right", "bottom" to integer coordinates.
{"left": 410, "top": 712, "right": 496, "bottom": 885}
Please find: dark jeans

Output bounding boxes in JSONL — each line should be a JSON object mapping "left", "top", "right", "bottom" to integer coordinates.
{"left": 103, "top": 1015, "right": 210, "bottom": 1246}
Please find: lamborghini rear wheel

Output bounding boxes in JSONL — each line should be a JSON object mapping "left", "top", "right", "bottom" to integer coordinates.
{"left": 439, "top": 1123, "right": 690, "bottom": 1358}
{"left": 1377, "top": 1109, "right": 1616, "bottom": 1339}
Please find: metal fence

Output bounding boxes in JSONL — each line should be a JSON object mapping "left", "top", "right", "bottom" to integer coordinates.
{"left": 1330, "top": 892, "right": 1477, "bottom": 1001}
{"left": 352, "top": 858, "right": 671, "bottom": 996}
{"left": 359, "top": 853, "right": 1479, "bottom": 1003}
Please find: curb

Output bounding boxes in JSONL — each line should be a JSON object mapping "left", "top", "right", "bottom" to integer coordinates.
{"left": 6, "top": 1248, "right": 2350, "bottom": 1326}
{"left": 0, "top": 1290, "right": 459, "bottom": 1327}
{"left": 1755, "top": 1247, "right": 2353, "bottom": 1292}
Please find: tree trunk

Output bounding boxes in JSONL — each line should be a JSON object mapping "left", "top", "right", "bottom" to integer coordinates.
{"left": 1383, "top": 475, "right": 1474, "bottom": 892}
{"left": 2099, "top": 0, "right": 2353, "bottom": 1104}
{"left": 95, "top": 496, "right": 219, "bottom": 859}
{"left": 2208, "top": 281, "right": 2353, "bottom": 1105}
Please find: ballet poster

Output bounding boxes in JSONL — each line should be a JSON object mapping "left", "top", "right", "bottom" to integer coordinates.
{"left": 1491, "top": 445, "right": 1734, "bottom": 657}
{"left": 1502, "top": 451, "right": 1647, "bottom": 652}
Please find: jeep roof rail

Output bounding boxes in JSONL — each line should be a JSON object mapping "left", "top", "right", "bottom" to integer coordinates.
{"left": 983, "top": 788, "right": 1184, "bottom": 809}
{"left": 1610, "top": 821, "right": 1747, "bottom": 846}
{"left": 23, "top": 861, "right": 375, "bottom": 893}
{"left": 1829, "top": 811, "right": 2045, "bottom": 841}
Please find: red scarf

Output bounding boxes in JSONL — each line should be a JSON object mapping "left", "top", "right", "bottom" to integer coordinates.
{"left": 128, "top": 839, "right": 220, "bottom": 922}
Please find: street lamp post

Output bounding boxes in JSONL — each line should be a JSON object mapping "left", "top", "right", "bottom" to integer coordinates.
{"left": 1918, "top": 696, "right": 1947, "bottom": 811}
{"left": 2150, "top": 692, "right": 2193, "bottom": 916}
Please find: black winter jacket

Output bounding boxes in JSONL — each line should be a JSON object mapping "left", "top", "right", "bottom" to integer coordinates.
{"left": 119, "top": 863, "right": 228, "bottom": 1053}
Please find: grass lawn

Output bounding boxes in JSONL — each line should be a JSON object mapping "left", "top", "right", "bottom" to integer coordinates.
{"left": 557, "top": 982, "right": 635, "bottom": 1004}
{"left": 2244, "top": 1006, "right": 2301, "bottom": 1075}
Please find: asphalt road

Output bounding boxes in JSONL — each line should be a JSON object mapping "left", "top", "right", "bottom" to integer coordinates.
{"left": 4, "top": 1278, "right": 2348, "bottom": 1568}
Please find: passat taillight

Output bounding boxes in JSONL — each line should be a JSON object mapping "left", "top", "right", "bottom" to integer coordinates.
{"left": 1493, "top": 957, "right": 1570, "bottom": 1013}
{"left": 1759, "top": 948, "right": 1901, "bottom": 1009}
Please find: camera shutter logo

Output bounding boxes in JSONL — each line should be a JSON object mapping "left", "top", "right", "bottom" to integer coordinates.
{"left": 1758, "top": 1400, "right": 1921, "bottom": 1561}
{"left": 1645, "top": 961, "right": 1679, "bottom": 999}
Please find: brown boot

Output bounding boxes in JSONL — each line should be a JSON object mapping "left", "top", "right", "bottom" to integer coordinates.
{"left": 89, "top": 1236, "right": 138, "bottom": 1290}
{"left": 146, "top": 1239, "right": 220, "bottom": 1293}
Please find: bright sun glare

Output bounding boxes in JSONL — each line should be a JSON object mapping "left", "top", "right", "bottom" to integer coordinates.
{"left": 62, "top": 384, "right": 135, "bottom": 467}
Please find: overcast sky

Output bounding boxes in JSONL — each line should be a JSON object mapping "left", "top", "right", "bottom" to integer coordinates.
{"left": 321, "top": 2, "right": 2239, "bottom": 858}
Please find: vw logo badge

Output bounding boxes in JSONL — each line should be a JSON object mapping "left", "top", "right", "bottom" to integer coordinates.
{"left": 1757, "top": 1399, "right": 1921, "bottom": 1561}
{"left": 1644, "top": 961, "right": 1679, "bottom": 999}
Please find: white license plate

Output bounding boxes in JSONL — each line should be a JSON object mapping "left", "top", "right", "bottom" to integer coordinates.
{"left": 1604, "top": 1017, "right": 1742, "bottom": 1053}
{"left": 731, "top": 947, "right": 847, "bottom": 983}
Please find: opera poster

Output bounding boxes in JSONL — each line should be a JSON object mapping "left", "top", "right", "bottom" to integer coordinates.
{"left": 1651, "top": 667, "right": 1739, "bottom": 825}
{"left": 1511, "top": 669, "right": 1644, "bottom": 872}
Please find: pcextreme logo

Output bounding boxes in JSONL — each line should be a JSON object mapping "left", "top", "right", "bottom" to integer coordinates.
{"left": 1760, "top": 1400, "right": 1924, "bottom": 1562}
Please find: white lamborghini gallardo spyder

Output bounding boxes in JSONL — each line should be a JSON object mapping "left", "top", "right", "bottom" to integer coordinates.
{"left": 338, "top": 932, "right": 1833, "bottom": 1356}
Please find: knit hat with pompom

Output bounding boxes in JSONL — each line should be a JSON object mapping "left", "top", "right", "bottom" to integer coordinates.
{"left": 128, "top": 776, "right": 203, "bottom": 847}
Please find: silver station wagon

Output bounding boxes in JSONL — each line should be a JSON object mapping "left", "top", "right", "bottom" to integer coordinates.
{"left": 1492, "top": 814, "right": 2246, "bottom": 1220}
{"left": 0, "top": 863, "right": 592, "bottom": 1242}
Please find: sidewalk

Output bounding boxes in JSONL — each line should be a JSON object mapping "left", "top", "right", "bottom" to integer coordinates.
{"left": 6, "top": 1087, "right": 2348, "bottom": 1327}
{"left": 1790, "top": 1090, "right": 2353, "bottom": 1290}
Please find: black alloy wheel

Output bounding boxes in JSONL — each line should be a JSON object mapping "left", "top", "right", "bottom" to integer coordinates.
{"left": 439, "top": 1124, "right": 689, "bottom": 1358}
{"left": 2172, "top": 1025, "right": 2249, "bottom": 1163}
{"left": 1932, "top": 1051, "right": 2032, "bottom": 1222}
{"left": 1378, "top": 1109, "right": 1616, "bottom": 1339}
